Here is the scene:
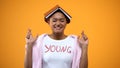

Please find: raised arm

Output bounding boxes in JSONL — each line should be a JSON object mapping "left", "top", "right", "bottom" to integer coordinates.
{"left": 24, "top": 29, "right": 38, "bottom": 68}
{"left": 78, "top": 31, "right": 89, "bottom": 68}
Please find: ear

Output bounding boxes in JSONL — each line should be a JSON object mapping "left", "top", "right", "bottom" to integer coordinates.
{"left": 47, "top": 20, "right": 50, "bottom": 24}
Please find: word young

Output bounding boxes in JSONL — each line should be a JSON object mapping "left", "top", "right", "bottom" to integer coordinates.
{"left": 45, "top": 45, "right": 71, "bottom": 53}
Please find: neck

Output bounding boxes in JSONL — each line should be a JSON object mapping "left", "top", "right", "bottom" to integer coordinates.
{"left": 49, "top": 32, "right": 67, "bottom": 40}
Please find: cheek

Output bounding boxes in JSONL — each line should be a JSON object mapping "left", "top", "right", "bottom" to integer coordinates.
{"left": 62, "top": 23, "right": 67, "bottom": 27}
{"left": 49, "top": 22, "right": 55, "bottom": 29}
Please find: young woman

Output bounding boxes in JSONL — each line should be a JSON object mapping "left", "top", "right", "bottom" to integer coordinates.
{"left": 24, "top": 5, "right": 88, "bottom": 68}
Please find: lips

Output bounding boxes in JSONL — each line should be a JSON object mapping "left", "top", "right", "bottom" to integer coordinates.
{"left": 54, "top": 25, "right": 63, "bottom": 30}
{"left": 55, "top": 27, "right": 62, "bottom": 30}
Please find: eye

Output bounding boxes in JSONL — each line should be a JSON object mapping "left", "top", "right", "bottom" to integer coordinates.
{"left": 53, "top": 20, "right": 56, "bottom": 22}
{"left": 60, "top": 19, "right": 65, "bottom": 22}
{"left": 61, "top": 20, "right": 64, "bottom": 22}
{"left": 52, "top": 19, "right": 57, "bottom": 22}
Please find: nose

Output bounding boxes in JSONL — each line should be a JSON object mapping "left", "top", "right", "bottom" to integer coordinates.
{"left": 56, "top": 21, "right": 61, "bottom": 25}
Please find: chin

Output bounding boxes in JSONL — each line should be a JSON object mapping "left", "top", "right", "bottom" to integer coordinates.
{"left": 53, "top": 31, "right": 63, "bottom": 35}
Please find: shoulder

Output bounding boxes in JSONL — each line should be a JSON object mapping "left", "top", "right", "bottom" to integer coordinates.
{"left": 33, "top": 33, "right": 48, "bottom": 47}
{"left": 38, "top": 33, "right": 47, "bottom": 38}
{"left": 36, "top": 33, "right": 48, "bottom": 42}
{"left": 69, "top": 34, "right": 78, "bottom": 39}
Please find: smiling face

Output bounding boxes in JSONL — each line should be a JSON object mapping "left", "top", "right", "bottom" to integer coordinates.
{"left": 47, "top": 12, "right": 67, "bottom": 35}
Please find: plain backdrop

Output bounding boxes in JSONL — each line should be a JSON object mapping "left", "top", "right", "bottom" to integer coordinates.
{"left": 0, "top": 0, "right": 120, "bottom": 68}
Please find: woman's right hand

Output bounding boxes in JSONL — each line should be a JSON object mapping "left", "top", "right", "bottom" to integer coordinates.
{"left": 25, "top": 29, "right": 38, "bottom": 48}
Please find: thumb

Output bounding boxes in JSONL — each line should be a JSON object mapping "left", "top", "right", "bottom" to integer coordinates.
{"left": 34, "top": 34, "right": 38, "bottom": 41}
{"left": 77, "top": 35, "right": 80, "bottom": 42}
{"left": 81, "top": 31, "right": 85, "bottom": 40}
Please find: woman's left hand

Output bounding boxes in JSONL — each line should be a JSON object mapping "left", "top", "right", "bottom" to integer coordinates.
{"left": 78, "top": 31, "right": 89, "bottom": 50}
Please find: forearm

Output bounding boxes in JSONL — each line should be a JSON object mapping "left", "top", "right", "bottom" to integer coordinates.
{"left": 80, "top": 48, "right": 88, "bottom": 68}
{"left": 24, "top": 46, "right": 33, "bottom": 68}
